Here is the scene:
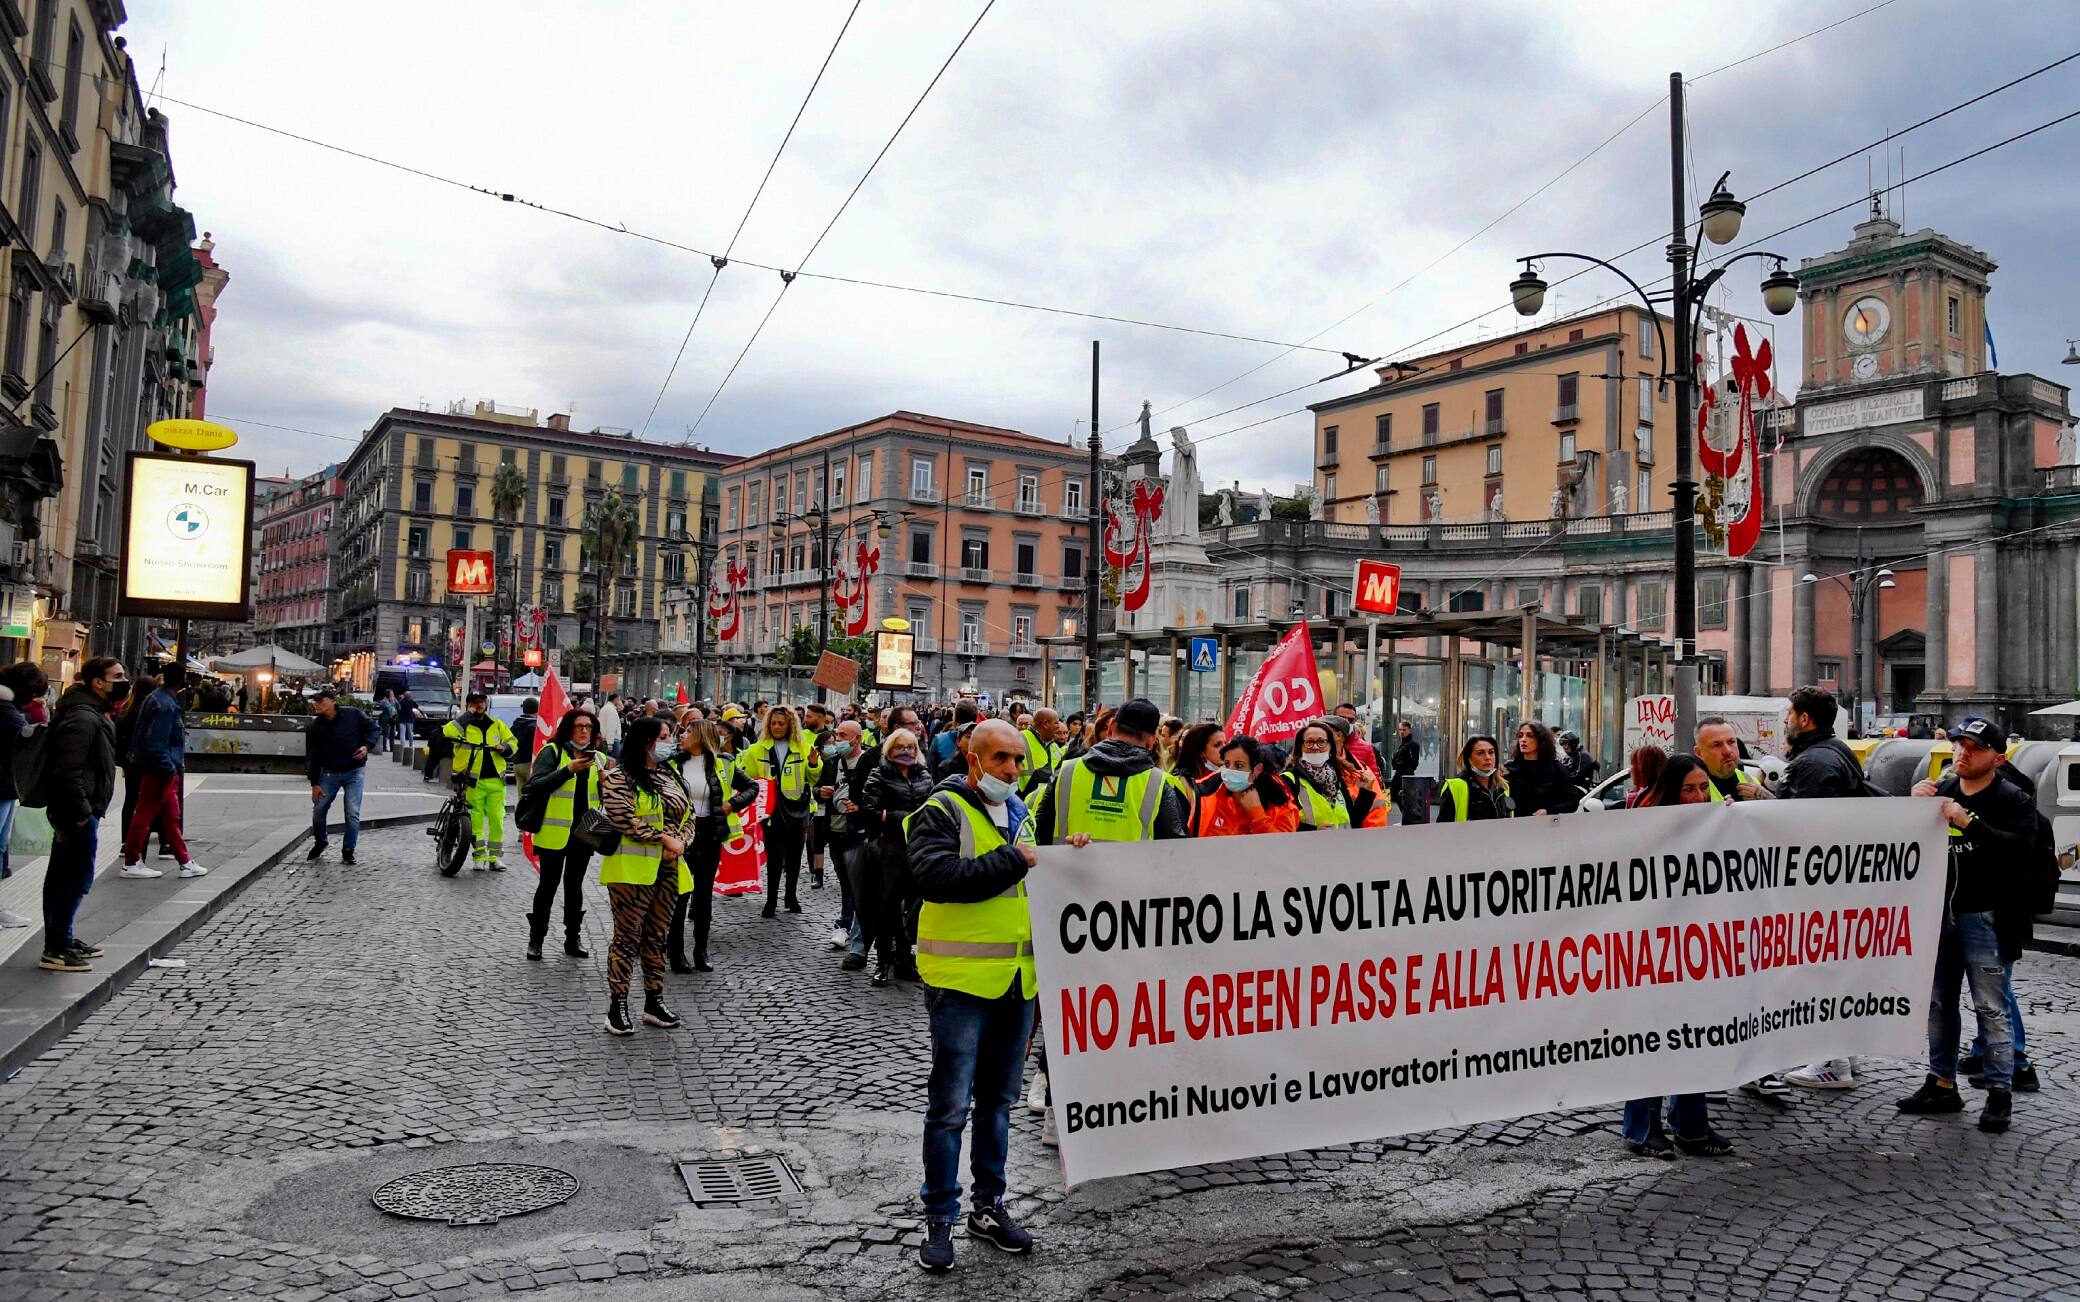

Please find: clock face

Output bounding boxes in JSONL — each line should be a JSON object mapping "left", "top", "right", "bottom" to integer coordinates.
{"left": 1853, "top": 353, "right": 1879, "bottom": 380}
{"left": 1844, "top": 296, "right": 1890, "bottom": 348}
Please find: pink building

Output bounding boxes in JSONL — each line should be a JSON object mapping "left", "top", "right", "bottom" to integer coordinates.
{"left": 255, "top": 465, "right": 343, "bottom": 663}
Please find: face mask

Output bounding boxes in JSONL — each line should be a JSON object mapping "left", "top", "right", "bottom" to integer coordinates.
{"left": 977, "top": 773, "right": 1017, "bottom": 804}
{"left": 1220, "top": 768, "right": 1252, "bottom": 793}
{"left": 1472, "top": 763, "right": 1498, "bottom": 779}
{"left": 652, "top": 740, "right": 675, "bottom": 762}
{"left": 823, "top": 742, "right": 848, "bottom": 757}
{"left": 890, "top": 752, "right": 916, "bottom": 766}
{"left": 1301, "top": 747, "right": 1331, "bottom": 763}
{"left": 106, "top": 680, "right": 132, "bottom": 704}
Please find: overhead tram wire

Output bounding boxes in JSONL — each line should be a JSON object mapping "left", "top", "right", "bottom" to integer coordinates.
{"left": 685, "top": 0, "right": 1000, "bottom": 442}
{"left": 1116, "top": 0, "right": 1914, "bottom": 440}
{"left": 638, "top": 0, "right": 864, "bottom": 439}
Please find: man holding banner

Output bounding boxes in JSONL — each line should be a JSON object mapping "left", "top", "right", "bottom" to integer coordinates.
{"left": 904, "top": 719, "right": 1064, "bottom": 1274}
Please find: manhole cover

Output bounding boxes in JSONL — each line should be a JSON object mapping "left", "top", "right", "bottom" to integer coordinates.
{"left": 372, "top": 1163, "right": 580, "bottom": 1226}
{"left": 678, "top": 1156, "right": 802, "bottom": 1207}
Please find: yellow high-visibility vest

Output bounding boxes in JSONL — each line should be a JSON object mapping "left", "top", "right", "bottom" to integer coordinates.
{"left": 905, "top": 790, "right": 1035, "bottom": 999}
{"left": 1049, "top": 757, "right": 1163, "bottom": 843}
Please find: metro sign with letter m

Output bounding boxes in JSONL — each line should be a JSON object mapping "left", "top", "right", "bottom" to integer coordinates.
{"left": 1351, "top": 559, "right": 1402, "bottom": 616}
{"left": 447, "top": 549, "right": 495, "bottom": 596}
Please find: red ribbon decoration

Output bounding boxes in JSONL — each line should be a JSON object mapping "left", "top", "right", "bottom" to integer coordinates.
{"left": 1695, "top": 325, "right": 1772, "bottom": 558}
{"left": 1102, "top": 480, "right": 1166, "bottom": 612}
{"left": 829, "top": 540, "right": 881, "bottom": 637}
{"left": 710, "top": 553, "right": 747, "bottom": 642}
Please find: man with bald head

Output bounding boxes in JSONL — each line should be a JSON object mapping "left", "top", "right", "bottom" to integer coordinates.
{"left": 904, "top": 716, "right": 1084, "bottom": 1272}
{"left": 1017, "top": 708, "right": 1064, "bottom": 800}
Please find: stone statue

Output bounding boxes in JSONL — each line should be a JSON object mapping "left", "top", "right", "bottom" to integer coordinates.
{"left": 1549, "top": 485, "right": 1565, "bottom": 519}
{"left": 1165, "top": 427, "right": 1202, "bottom": 539}
{"left": 1306, "top": 485, "right": 1326, "bottom": 522}
{"left": 1363, "top": 494, "right": 1380, "bottom": 525}
{"left": 1487, "top": 495, "right": 1505, "bottom": 523}
{"left": 1425, "top": 487, "right": 1443, "bottom": 521}
{"left": 1257, "top": 488, "right": 1276, "bottom": 521}
{"left": 1137, "top": 399, "right": 1153, "bottom": 442}
{"left": 2060, "top": 420, "right": 2078, "bottom": 467}
{"left": 1216, "top": 489, "right": 1234, "bottom": 526}
{"left": 1610, "top": 480, "right": 1628, "bottom": 516}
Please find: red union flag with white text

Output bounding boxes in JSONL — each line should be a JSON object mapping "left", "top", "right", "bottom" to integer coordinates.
{"left": 1225, "top": 621, "right": 1324, "bottom": 743}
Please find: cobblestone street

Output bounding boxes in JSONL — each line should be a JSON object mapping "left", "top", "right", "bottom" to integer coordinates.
{"left": 4, "top": 825, "right": 2079, "bottom": 1300}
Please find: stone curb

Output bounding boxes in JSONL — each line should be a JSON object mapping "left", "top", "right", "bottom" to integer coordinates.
{"left": 0, "top": 810, "right": 440, "bottom": 1081}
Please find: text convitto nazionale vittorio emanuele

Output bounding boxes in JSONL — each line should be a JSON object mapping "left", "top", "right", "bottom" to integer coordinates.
{"left": 1053, "top": 842, "right": 1921, "bottom": 1134}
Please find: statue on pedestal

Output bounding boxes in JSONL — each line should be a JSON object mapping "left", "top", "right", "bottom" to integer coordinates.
{"left": 1363, "top": 495, "right": 1380, "bottom": 525}
{"left": 1257, "top": 488, "right": 1277, "bottom": 521}
{"left": 1611, "top": 480, "right": 1628, "bottom": 516}
{"left": 1549, "top": 485, "right": 1566, "bottom": 519}
{"left": 1216, "top": 489, "right": 1234, "bottom": 526}
{"left": 1164, "top": 427, "right": 1202, "bottom": 539}
{"left": 1425, "top": 487, "right": 1443, "bottom": 521}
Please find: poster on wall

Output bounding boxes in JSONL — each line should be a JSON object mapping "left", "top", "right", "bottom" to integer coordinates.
{"left": 116, "top": 451, "right": 257, "bottom": 620}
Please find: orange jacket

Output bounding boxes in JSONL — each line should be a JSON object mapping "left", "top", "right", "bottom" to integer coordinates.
{"left": 1342, "top": 766, "right": 1390, "bottom": 828}
{"left": 1196, "top": 777, "right": 1303, "bottom": 836}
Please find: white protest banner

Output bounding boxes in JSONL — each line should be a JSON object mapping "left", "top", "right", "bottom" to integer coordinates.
{"left": 1027, "top": 799, "right": 1945, "bottom": 1184}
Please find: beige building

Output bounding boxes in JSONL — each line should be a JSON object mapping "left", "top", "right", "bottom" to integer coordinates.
{"left": 1312, "top": 305, "right": 1678, "bottom": 527}
{"left": 0, "top": 2, "right": 217, "bottom": 680}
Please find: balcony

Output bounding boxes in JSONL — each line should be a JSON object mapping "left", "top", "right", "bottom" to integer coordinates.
{"left": 912, "top": 635, "right": 939, "bottom": 653}
{"left": 1014, "top": 498, "right": 1045, "bottom": 516}
{"left": 908, "top": 483, "right": 939, "bottom": 504}
{"left": 1551, "top": 404, "right": 1581, "bottom": 424}
{"left": 1007, "top": 641, "right": 1040, "bottom": 658}
{"left": 1484, "top": 418, "right": 1506, "bottom": 437}
{"left": 1369, "top": 441, "right": 1392, "bottom": 459}
{"left": 1056, "top": 574, "right": 1084, "bottom": 591}
{"left": 1316, "top": 448, "right": 1340, "bottom": 469}
{"left": 962, "top": 491, "right": 991, "bottom": 510}
{"left": 959, "top": 566, "right": 993, "bottom": 583}
{"left": 956, "top": 639, "right": 991, "bottom": 657}
{"left": 903, "top": 560, "right": 939, "bottom": 579}
{"left": 1012, "top": 570, "right": 1041, "bottom": 588}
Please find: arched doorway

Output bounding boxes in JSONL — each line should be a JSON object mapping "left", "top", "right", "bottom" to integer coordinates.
{"left": 1811, "top": 446, "right": 1924, "bottom": 519}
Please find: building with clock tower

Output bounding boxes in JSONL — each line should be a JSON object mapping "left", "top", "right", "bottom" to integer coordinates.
{"left": 1738, "top": 199, "right": 2076, "bottom": 735}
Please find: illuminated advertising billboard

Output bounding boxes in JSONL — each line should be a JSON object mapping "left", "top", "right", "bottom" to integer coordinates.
{"left": 117, "top": 451, "right": 256, "bottom": 620}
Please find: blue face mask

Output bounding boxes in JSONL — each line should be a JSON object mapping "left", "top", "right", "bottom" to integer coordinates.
{"left": 1220, "top": 767, "right": 1252, "bottom": 793}
{"left": 652, "top": 740, "right": 675, "bottom": 762}
{"left": 823, "top": 742, "right": 848, "bottom": 757}
{"left": 977, "top": 773, "right": 1017, "bottom": 804}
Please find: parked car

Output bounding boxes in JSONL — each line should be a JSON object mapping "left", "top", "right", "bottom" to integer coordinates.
{"left": 373, "top": 666, "right": 458, "bottom": 738}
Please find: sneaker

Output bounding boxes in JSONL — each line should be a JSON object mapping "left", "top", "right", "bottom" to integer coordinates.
{"left": 67, "top": 939, "right": 106, "bottom": 959}
{"left": 472, "top": 861, "right": 489, "bottom": 872}
{"left": 1897, "top": 1075, "right": 1965, "bottom": 1114}
{"left": 1787, "top": 1059, "right": 1856, "bottom": 1090}
{"left": 918, "top": 1217, "right": 956, "bottom": 1273}
{"left": 603, "top": 997, "right": 634, "bottom": 1037}
{"left": 1626, "top": 1132, "right": 1676, "bottom": 1159}
{"left": 0, "top": 905, "right": 31, "bottom": 928}
{"left": 118, "top": 863, "right": 164, "bottom": 879}
{"left": 827, "top": 927, "right": 848, "bottom": 951}
{"left": 178, "top": 861, "right": 208, "bottom": 879}
{"left": 641, "top": 994, "right": 682, "bottom": 1029}
{"left": 966, "top": 1201, "right": 1033, "bottom": 1255}
{"left": 1740, "top": 1074, "right": 1792, "bottom": 1099}
{"left": 38, "top": 949, "right": 90, "bottom": 972}
{"left": 839, "top": 952, "right": 868, "bottom": 972}
{"left": 489, "top": 861, "right": 507, "bottom": 872}
{"left": 1042, "top": 1106, "right": 1058, "bottom": 1148}
{"left": 2014, "top": 1064, "right": 2041, "bottom": 1093}
{"left": 1674, "top": 1130, "right": 1735, "bottom": 1157}
{"left": 1026, "top": 1070, "right": 1048, "bottom": 1114}
{"left": 1958, "top": 1050, "right": 1984, "bottom": 1075}
{"left": 306, "top": 842, "right": 326, "bottom": 861}
{"left": 1978, "top": 1087, "right": 2013, "bottom": 1134}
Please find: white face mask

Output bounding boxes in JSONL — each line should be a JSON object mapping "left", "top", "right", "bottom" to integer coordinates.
{"left": 652, "top": 740, "right": 675, "bottom": 762}
{"left": 977, "top": 773, "right": 1017, "bottom": 804}
{"left": 1472, "top": 763, "right": 1498, "bottom": 778}
{"left": 1301, "top": 747, "right": 1332, "bottom": 763}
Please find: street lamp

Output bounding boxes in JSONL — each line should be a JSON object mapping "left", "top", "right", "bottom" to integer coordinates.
{"left": 2063, "top": 339, "right": 2079, "bottom": 366}
{"left": 1801, "top": 563, "right": 1896, "bottom": 731}
{"left": 1508, "top": 73, "right": 1799, "bottom": 748}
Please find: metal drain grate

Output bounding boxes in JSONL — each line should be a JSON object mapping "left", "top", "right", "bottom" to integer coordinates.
{"left": 372, "top": 1163, "right": 580, "bottom": 1227}
{"left": 678, "top": 1156, "right": 802, "bottom": 1207}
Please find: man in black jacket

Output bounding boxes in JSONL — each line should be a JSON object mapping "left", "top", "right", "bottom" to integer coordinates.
{"left": 1390, "top": 721, "right": 1427, "bottom": 825}
{"left": 1898, "top": 717, "right": 2037, "bottom": 1134}
{"left": 904, "top": 719, "right": 1065, "bottom": 1273}
{"left": 1030, "top": 698, "right": 1191, "bottom": 844}
{"left": 1779, "top": 686, "right": 1869, "bottom": 800}
{"left": 306, "top": 688, "right": 381, "bottom": 865}
{"left": 39, "top": 657, "right": 128, "bottom": 972}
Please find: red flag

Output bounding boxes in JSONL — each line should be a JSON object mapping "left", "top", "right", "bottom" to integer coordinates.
{"left": 537, "top": 665, "right": 569, "bottom": 741}
{"left": 1226, "top": 621, "right": 1325, "bottom": 743}
{"left": 674, "top": 681, "right": 689, "bottom": 705}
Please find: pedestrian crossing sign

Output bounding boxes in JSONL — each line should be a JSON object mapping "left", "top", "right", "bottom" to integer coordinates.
{"left": 1188, "top": 637, "right": 1218, "bottom": 673}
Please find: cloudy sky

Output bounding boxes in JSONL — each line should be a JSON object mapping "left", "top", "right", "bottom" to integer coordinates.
{"left": 132, "top": 1, "right": 2080, "bottom": 487}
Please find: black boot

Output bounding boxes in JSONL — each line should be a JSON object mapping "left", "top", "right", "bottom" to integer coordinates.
{"left": 642, "top": 992, "right": 682, "bottom": 1029}
{"left": 564, "top": 909, "right": 590, "bottom": 958}
{"left": 604, "top": 997, "right": 633, "bottom": 1037}
{"left": 526, "top": 911, "right": 548, "bottom": 961}
{"left": 870, "top": 952, "right": 893, "bottom": 987}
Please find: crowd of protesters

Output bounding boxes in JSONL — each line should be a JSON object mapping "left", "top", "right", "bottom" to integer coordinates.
{"left": 0, "top": 658, "right": 2051, "bottom": 1275}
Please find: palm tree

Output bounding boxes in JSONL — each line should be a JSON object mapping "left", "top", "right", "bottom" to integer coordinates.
{"left": 489, "top": 462, "right": 527, "bottom": 672}
{"left": 582, "top": 492, "right": 639, "bottom": 686}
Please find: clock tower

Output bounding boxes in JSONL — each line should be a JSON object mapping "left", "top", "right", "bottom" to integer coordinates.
{"left": 1797, "top": 195, "right": 1995, "bottom": 391}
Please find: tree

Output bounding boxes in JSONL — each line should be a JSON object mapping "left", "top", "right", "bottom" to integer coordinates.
{"left": 490, "top": 461, "right": 527, "bottom": 523}
{"left": 582, "top": 492, "right": 638, "bottom": 685}
{"left": 1270, "top": 496, "right": 1312, "bottom": 522}
{"left": 489, "top": 462, "right": 527, "bottom": 674}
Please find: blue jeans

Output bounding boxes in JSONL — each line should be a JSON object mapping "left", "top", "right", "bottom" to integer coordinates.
{"left": 921, "top": 980, "right": 1033, "bottom": 1221}
{"left": 313, "top": 767, "right": 367, "bottom": 853}
{"left": 1930, "top": 910, "right": 2011, "bottom": 1089}
{"left": 1622, "top": 1093, "right": 1707, "bottom": 1144}
{"left": 42, "top": 818, "right": 97, "bottom": 951}
{"left": 0, "top": 796, "right": 16, "bottom": 878}
{"left": 1969, "top": 963, "right": 2030, "bottom": 1070}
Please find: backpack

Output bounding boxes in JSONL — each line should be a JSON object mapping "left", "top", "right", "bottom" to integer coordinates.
{"left": 13, "top": 722, "right": 50, "bottom": 808}
{"left": 2031, "top": 810, "right": 2063, "bottom": 915}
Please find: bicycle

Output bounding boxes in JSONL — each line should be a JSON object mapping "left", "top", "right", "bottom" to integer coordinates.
{"left": 428, "top": 779, "right": 472, "bottom": 877}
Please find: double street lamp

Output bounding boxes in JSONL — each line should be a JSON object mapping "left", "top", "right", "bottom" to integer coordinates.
{"left": 1509, "top": 72, "right": 1799, "bottom": 745}
{"left": 1801, "top": 562, "right": 1895, "bottom": 733}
